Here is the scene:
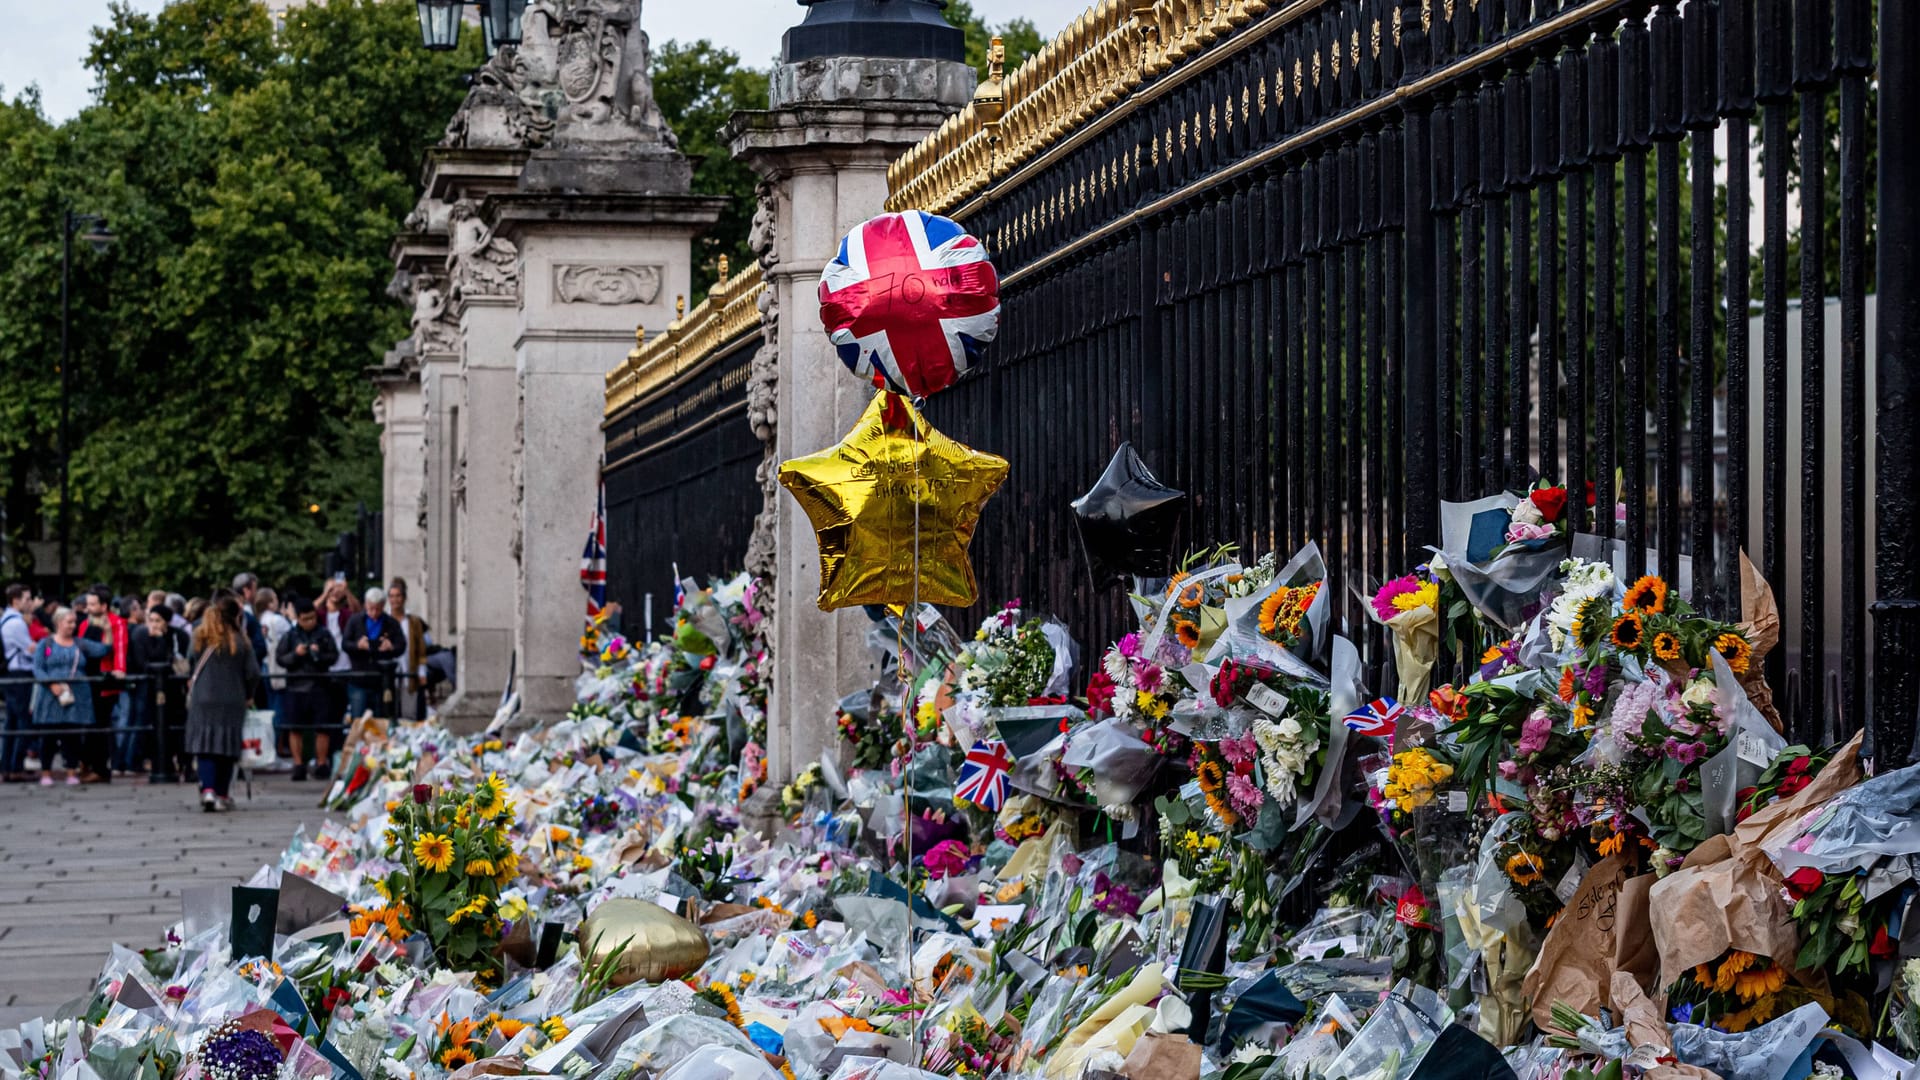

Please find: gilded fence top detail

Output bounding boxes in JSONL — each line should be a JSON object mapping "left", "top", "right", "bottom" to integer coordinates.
{"left": 885, "top": 0, "right": 1287, "bottom": 216}
{"left": 605, "top": 258, "right": 766, "bottom": 420}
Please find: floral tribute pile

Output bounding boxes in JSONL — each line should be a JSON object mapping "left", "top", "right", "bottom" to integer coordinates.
{"left": 7, "top": 493, "right": 1920, "bottom": 1080}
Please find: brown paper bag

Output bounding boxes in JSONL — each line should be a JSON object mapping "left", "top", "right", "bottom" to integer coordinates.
{"left": 1120, "top": 1033, "right": 1201, "bottom": 1080}
{"left": 1736, "top": 550, "right": 1783, "bottom": 733}
{"left": 1648, "top": 844, "right": 1802, "bottom": 987}
{"left": 1612, "top": 873, "right": 1661, "bottom": 991}
{"left": 1522, "top": 855, "right": 1630, "bottom": 1029}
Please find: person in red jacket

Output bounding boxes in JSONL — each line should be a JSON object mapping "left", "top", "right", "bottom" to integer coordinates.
{"left": 80, "top": 585, "right": 129, "bottom": 782}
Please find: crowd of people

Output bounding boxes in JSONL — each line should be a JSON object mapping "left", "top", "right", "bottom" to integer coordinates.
{"left": 0, "top": 573, "right": 445, "bottom": 811}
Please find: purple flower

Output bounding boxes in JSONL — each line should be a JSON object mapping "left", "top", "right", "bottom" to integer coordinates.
{"left": 1671, "top": 1002, "right": 1694, "bottom": 1025}
{"left": 1516, "top": 710, "right": 1553, "bottom": 756}
{"left": 1662, "top": 737, "right": 1708, "bottom": 765}
{"left": 1579, "top": 663, "right": 1609, "bottom": 699}
{"left": 201, "top": 1027, "right": 282, "bottom": 1080}
{"left": 1133, "top": 661, "right": 1166, "bottom": 694}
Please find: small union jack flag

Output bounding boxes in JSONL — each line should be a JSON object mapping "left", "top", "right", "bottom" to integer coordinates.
{"left": 955, "top": 738, "right": 1014, "bottom": 811}
{"left": 580, "top": 478, "right": 607, "bottom": 622}
{"left": 817, "top": 211, "right": 1000, "bottom": 398}
{"left": 1343, "top": 696, "right": 1405, "bottom": 738}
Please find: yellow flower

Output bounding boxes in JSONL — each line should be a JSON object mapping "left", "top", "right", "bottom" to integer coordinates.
{"left": 465, "top": 859, "right": 495, "bottom": 877}
{"left": 1715, "top": 632, "right": 1754, "bottom": 675}
{"left": 476, "top": 773, "right": 511, "bottom": 818}
{"left": 413, "top": 832, "right": 454, "bottom": 873}
{"left": 497, "top": 894, "right": 529, "bottom": 922}
{"left": 1392, "top": 580, "right": 1439, "bottom": 613}
{"left": 1182, "top": 829, "right": 1201, "bottom": 851}
{"left": 1623, "top": 574, "right": 1669, "bottom": 614}
{"left": 1652, "top": 631, "right": 1682, "bottom": 661}
{"left": 1201, "top": 835, "right": 1221, "bottom": 851}
{"left": 1504, "top": 851, "right": 1545, "bottom": 887}
{"left": 439, "top": 1046, "right": 476, "bottom": 1069}
{"left": 540, "top": 1016, "right": 570, "bottom": 1041}
{"left": 493, "top": 1017, "right": 528, "bottom": 1038}
{"left": 447, "top": 896, "right": 490, "bottom": 925}
{"left": 572, "top": 854, "right": 594, "bottom": 872}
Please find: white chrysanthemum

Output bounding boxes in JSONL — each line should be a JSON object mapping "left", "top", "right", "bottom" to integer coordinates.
{"left": 1103, "top": 649, "right": 1129, "bottom": 684}
{"left": 1545, "top": 557, "right": 1618, "bottom": 649}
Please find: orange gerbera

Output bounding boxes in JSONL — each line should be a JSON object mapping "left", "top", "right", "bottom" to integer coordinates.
{"left": 1623, "top": 574, "right": 1669, "bottom": 613}
{"left": 1557, "top": 667, "right": 1577, "bottom": 702}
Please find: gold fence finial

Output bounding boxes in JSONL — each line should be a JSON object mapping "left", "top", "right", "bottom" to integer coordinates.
{"left": 675, "top": 294, "right": 686, "bottom": 321}
{"left": 717, "top": 254, "right": 730, "bottom": 288}
{"left": 975, "top": 35, "right": 1007, "bottom": 125}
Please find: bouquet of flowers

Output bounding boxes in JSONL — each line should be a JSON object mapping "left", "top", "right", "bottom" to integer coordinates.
{"left": 955, "top": 602, "right": 1065, "bottom": 707}
{"left": 377, "top": 775, "right": 520, "bottom": 987}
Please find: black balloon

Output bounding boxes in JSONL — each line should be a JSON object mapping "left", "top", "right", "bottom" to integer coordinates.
{"left": 1071, "top": 442, "right": 1187, "bottom": 587}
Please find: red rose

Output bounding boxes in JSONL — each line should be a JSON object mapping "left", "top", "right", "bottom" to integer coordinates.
{"left": 1784, "top": 866, "right": 1826, "bottom": 900}
{"left": 1787, "top": 755, "right": 1811, "bottom": 776}
{"left": 1736, "top": 805, "right": 1753, "bottom": 823}
{"left": 1530, "top": 486, "right": 1568, "bottom": 523}
{"left": 411, "top": 783, "right": 433, "bottom": 804}
{"left": 1584, "top": 479, "right": 1597, "bottom": 507}
{"left": 1778, "top": 774, "right": 1810, "bottom": 796}
{"left": 1085, "top": 671, "right": 1116, "bottom": 714}
{"left": 1873, "top": 924, "right": 1898, "bottom": 959}
{"left": 699, "top": 655, "right": 716, "bottom": 671}
{"left": 322, "top": 986, "right": 350, "bottom": 1012}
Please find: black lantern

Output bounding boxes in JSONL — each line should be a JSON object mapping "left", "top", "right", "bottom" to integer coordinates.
{"left": 484, "top": 0, "right": 526, "bottom": 48}
{"left": 415, "top": 0, "right": 463, "bottom": 51}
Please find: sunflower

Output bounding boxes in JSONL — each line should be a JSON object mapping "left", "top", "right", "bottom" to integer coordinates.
{"left": 540, "top": 1016, "right": 570, "bottom": 1041}
{"left": 1711, "top": 949, "right": 1758, "bottom": 990}
{"left": 493, "top": 1017, "right": 528, "bottom": 1038}
{"left": 1571, "top": 594, "right": 1613, "bottom": 646}
{"left": 440, "top": 1047, "right": 476, "bottom": 1069}
{"left": 475, "top": 772, "right": 511, "bottom": 818}
{"left": 1714, "top": 632, "right": 1753, "bottom": 675}
{"left": 413, "top": 832, "right": 454, "bottom": 873}
{"left": 1652, "top": 631, "right": 1682, "bottom": 661}
{"left": 1732, "top": 959, "right": 1787, "bottom": 1002}
{"left": 1623, "top": 574, "right": 1669, "bottom": 613}
{"left": 1165, "top": 571, "right": 1189, "bottom": 598}
{"left": 465, "top": 858, "right": 495, "bottom": 877}
{"left": 1609, "top": 612, "right": 1646, "bottom": 650}
{"left": 1194, "top": 758, "right": 1226, "bottom": 792}
{"left": 1258, "top": 590, "right": 1290, "bottom": 636}
{"left": 1173, "top": 618, "right": 1201, "bottom": 648}
{"left": 1504, "top": 851, "right": 1545, "bottom": 887}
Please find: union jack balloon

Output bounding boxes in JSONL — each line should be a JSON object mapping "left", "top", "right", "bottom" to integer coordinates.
{"left": 817, "top": 210, "right": 1001, "bottom": 398}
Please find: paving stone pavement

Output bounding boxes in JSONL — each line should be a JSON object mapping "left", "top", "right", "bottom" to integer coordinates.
{"left": 0, "top": 774, "right": 335, "bottom": 1025}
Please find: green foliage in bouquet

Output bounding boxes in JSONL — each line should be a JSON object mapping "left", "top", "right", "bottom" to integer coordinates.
{"left": 379, "top": 775, "right": 519, "bottom": 988}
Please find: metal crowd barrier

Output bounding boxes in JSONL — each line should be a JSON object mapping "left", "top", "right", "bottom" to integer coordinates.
{"left": 0, "top": 663, "right": 409, "bottom": 783}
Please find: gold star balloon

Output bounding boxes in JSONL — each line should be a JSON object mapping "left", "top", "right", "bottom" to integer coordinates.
{"left": 780, "top": 392, "right": 1009, "bottom": 611}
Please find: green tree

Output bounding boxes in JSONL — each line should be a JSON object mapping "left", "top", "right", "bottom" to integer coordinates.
{"left": 0, "top": 0, "right": 477, "bottom": 593}
{"left": 652, "top": 40, "right": 768, "bottom": 296}
{"left": 944, "top": 1, "right": 1046, "bottom": 78}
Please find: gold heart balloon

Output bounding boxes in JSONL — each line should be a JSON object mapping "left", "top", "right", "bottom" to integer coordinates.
{"left": 779, "top": 392, "right": 1008, "bottom": 611}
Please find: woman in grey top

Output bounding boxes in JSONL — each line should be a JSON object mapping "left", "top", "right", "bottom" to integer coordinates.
{"left": 186, "top": 594, "right": 258, "bottom": 812}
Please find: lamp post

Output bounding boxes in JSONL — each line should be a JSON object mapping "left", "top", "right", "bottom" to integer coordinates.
{"left": 59, "top": 210, "right": 113, "bottom": 603}
{"left": 416, "top": 0, "right": 524, "bottom": 53}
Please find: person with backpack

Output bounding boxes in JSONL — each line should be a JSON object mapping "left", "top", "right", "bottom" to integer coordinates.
{"left": 275, "top": 597, "right": 339, "bottom": 781}
{"left": 1, "top": 584, "right": 40, "bottom": 782}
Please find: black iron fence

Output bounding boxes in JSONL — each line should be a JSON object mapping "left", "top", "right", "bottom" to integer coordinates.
{"left": 602, "top": 330, "right": 764, "bottom": 634}
{"left": 905, "top": 0, "right": 1912, "bottom": 757}
{"left": 0, "top": 665, "right": 412, "bottom": 783}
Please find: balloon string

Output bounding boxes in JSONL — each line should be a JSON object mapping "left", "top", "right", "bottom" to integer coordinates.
{"left": 908, "top": 395, "right": 923, "bottom": 1066}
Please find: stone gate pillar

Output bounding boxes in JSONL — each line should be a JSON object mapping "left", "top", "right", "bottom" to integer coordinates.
{"left": 727, "top": 1, "right": 975, "bottom": 779}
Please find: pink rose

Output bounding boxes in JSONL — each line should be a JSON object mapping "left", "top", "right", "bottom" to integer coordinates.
{"left": 1516, "top": 710, "right": 1553, "bottom": 756}
{"left": 1505, "top": 521, "right": 1557, "bottom": 544}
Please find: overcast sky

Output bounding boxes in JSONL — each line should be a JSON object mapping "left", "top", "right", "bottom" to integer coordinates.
{"left": 4, "top": 0, "right": 1088, "bottom": 121}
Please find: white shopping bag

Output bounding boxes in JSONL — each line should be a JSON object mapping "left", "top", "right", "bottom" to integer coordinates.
{"left": 241, "top": 709, "right": 278, "bottom": 769}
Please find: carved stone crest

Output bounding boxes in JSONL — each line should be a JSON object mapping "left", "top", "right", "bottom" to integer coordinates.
{"left": 554, "top": 263, "right": 662, "bottom": 305}
{"left": 743, "top": 180, "right": 780, "bottom": 591}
